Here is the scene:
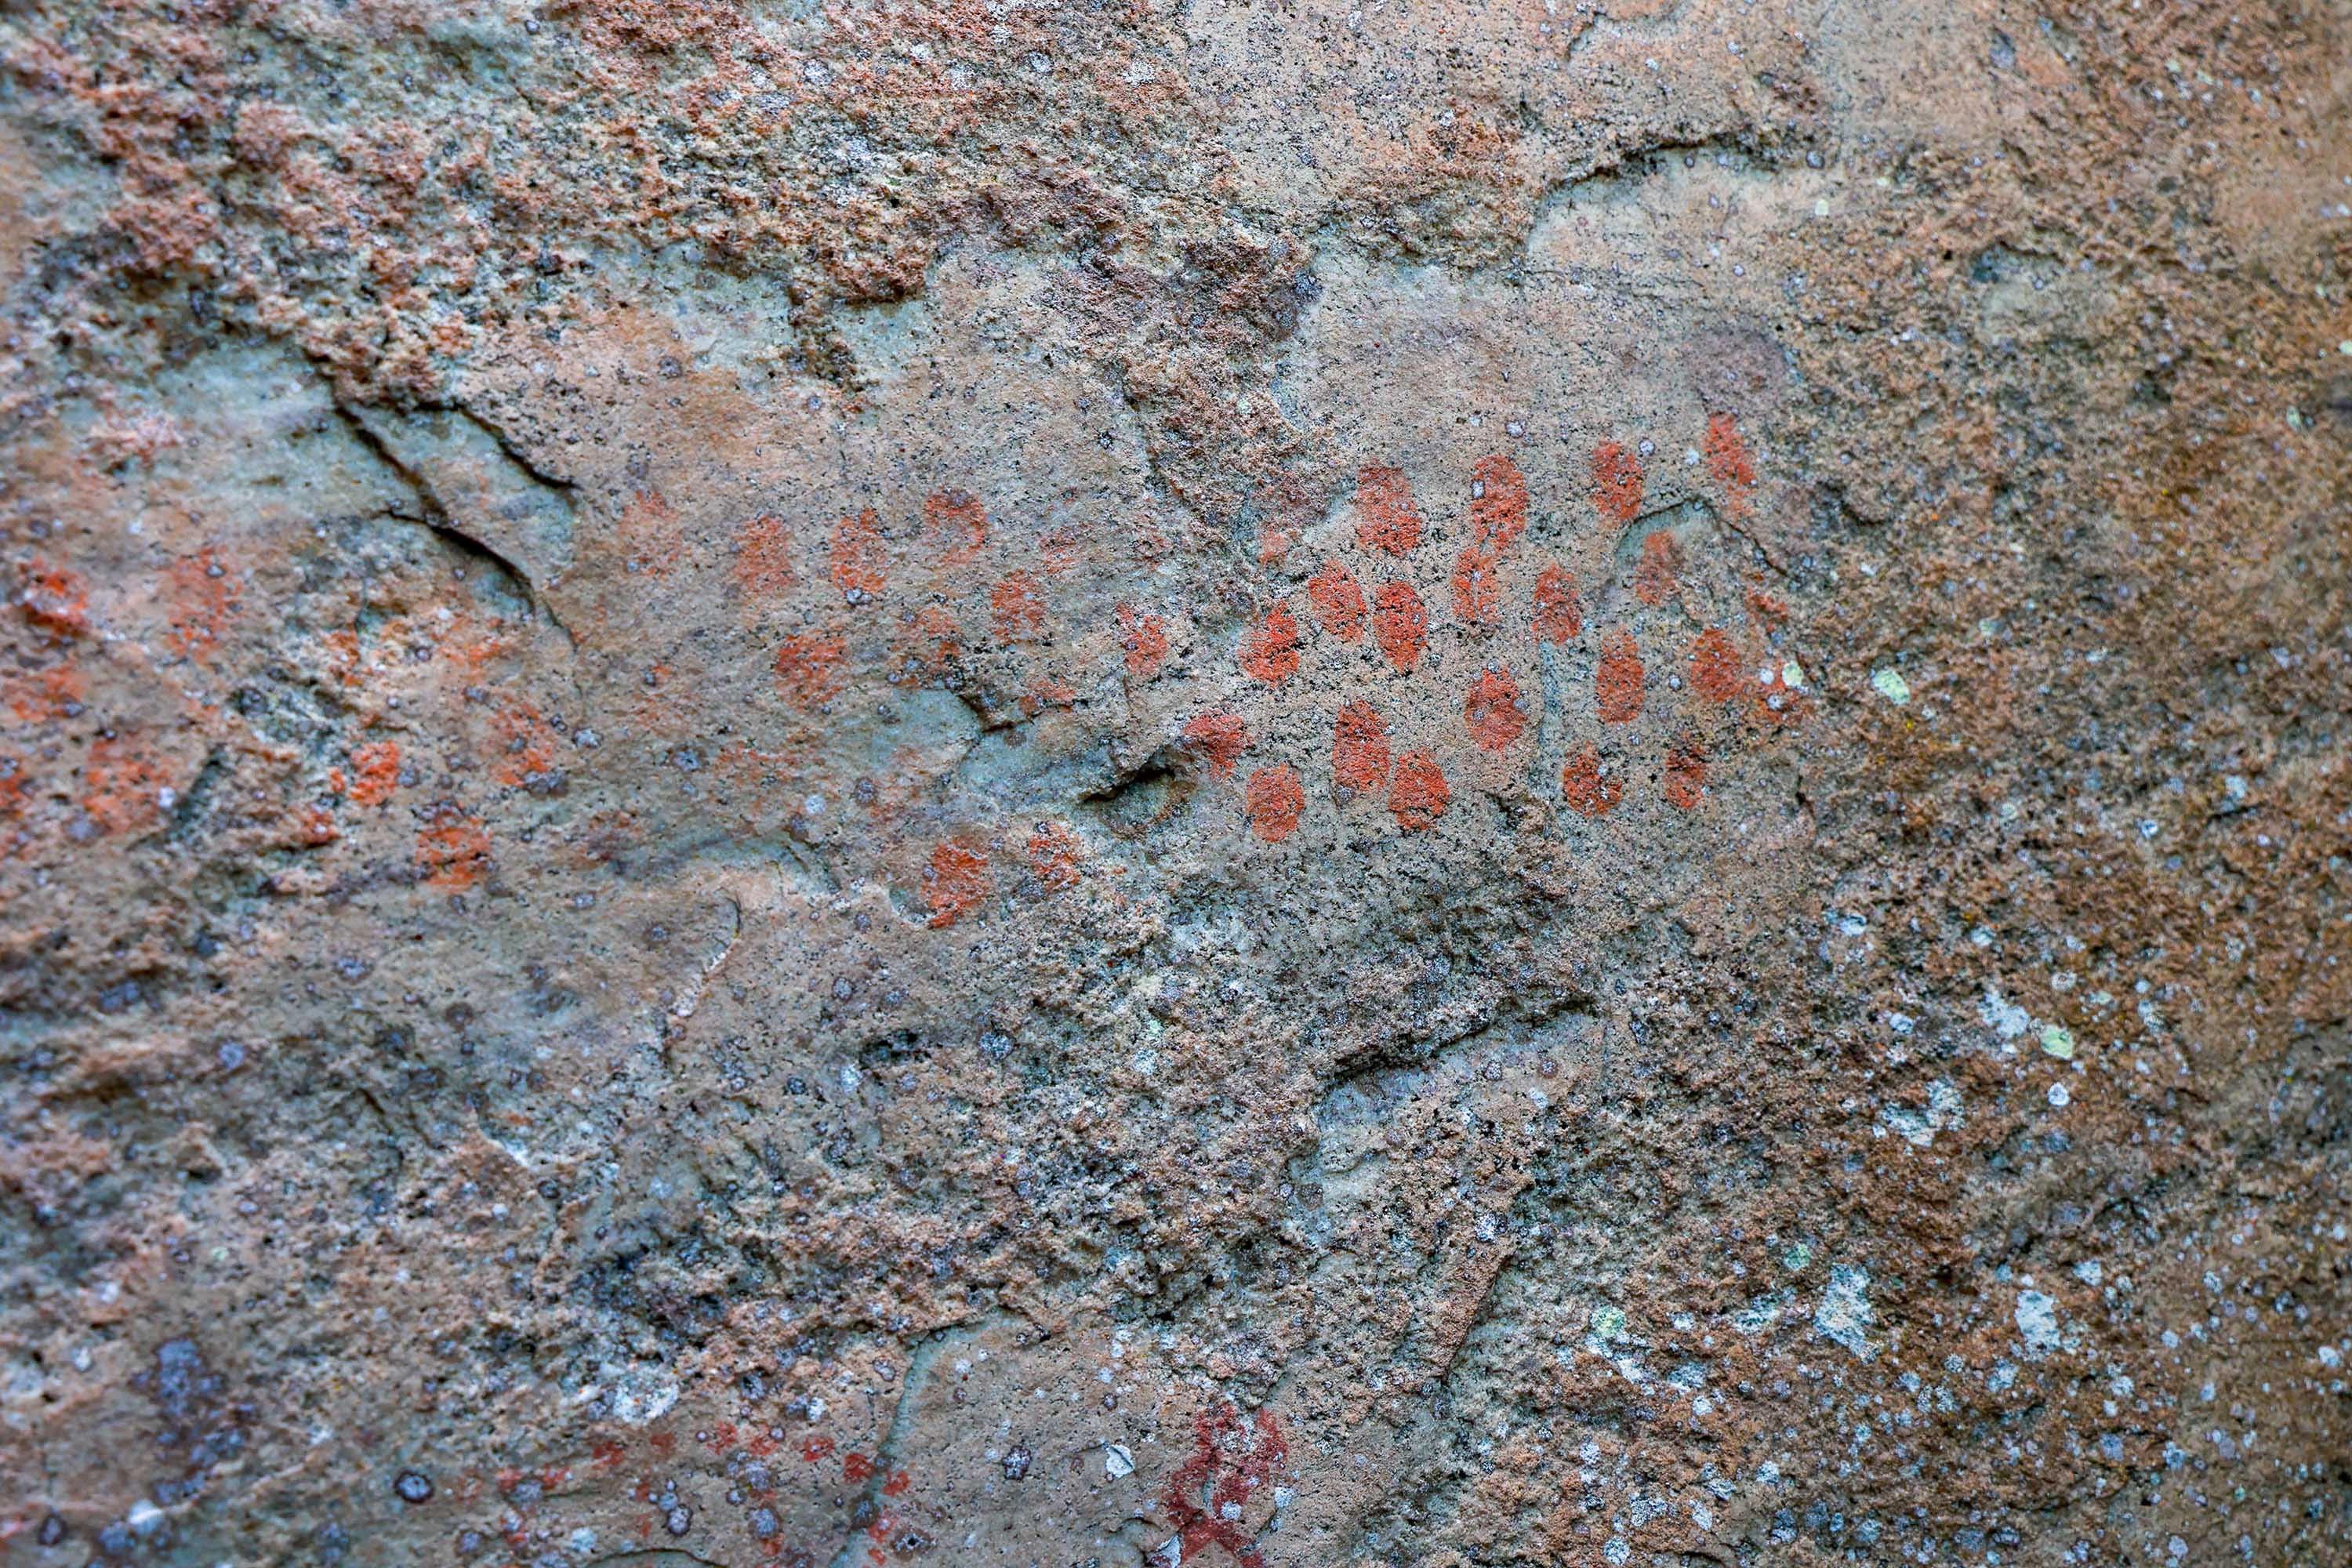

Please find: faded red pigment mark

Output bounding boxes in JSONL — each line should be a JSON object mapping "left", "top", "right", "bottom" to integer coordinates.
{"left": 1118, "top": 603, "right": 1168, "bottom": 677}
{"left": 1532, "top": 564, "right": 1581, "bottom": 645}
{"left": 18, "top": 560, "right": 93, "bottom": 638}
{"left": 342, "top": 740, "right": 401, "bottom": 807}
{"left": 1183, "top": 713, "right": 1250, "bottom": 776}
{"left": 922, "top": 840, "right": 989, "bottom": 927}
{"left": 1371, "top": 582, "right": 1426, "bottom": 673}
{"left": 922, "top": 488, "right": 988, "bottom": 564}
{"left": 1018, "top": 675, "right": 1076, "bottom": 717}
{"left": 1244, "top": 764, "right": 1305, "bottom": 843}
{"left": 842, "top": 1452, "right": 877, "bottom": 1484}
{"left": 1463, "top": 667, "right": 1528, "bottom": 751}
{"left": 989, "top": 570, "right": 1047, "bottom": 644}
{"left": 1162, "top": 1405, "right": 1289, "bottom": 1568}
{"left": 1468, "top": 452, "right": 1527, "bottom": 554}
{"left": 735, "top": 512, "right": 796, "bottom": 597}
{"left": 881, "top": 1470, "right": 911, "bottom": 1497}
{"left": 5, "top": 662, "right": 85, "bottom": 722}
{"left": 1662, "top": 735, "right": 1708, "bottom": 809}
{"left": 774, "top": 631, "right": 847, "bottom": 710}
{"left": 1306, "top": 560, "right": 1366, "bottom": 641}
{"left": 1389, "top": 749, "right": 1450, "bottom": 831}
{"left": 82, "top": 736, "right": 166, "bottom": 835}
{"left": 1451, "top": 545, "right": 1501, "bottom": 630}
{"left": 491, "top": 701, "right": 565, "bottom": 789}
{"left": 1039, "top": 521, "right": 1085, "bottom": 578}
{"left": 1239, "top": 601, "right": 1301, "bottom": 684}
{"left": 890, "top": 604, "right": 961, "bottom": 684}
{"left": 1561, "top": 746, "right": 1624, "bottom": 817}
{"left": 1596, "top": 628, "right": 1644, "bottom": 724}
{"left": 164, "top": 546, "right": 239, "bottom": 661}
{"left": 1591, "top": 440, "right": 1645, "bottom": 528}
{"left": 416, "top": 800, "right": 491, "bottom": 887}
{"left": 1025, "top": 820, "right": 1085, "bottom": 891}
{"left": 800, "top": 1436, "right": 836, "bottom": 1464}
{"left": 1354, "top": 463, "right": 1424, "bottom": 555}
{"left": 1704, "top": 411, "right": 1756, "bottom": 517}
{"left": 1332, "top": 700, "right": 1390, "bottom": 794}
{"left": 829, "top": 508, "right": 887, "bottom": 604}
{"left": 1690, "top": 627, "right": 1744, "bottom": 703}
{"left": 1632, "top": 530, "right": 1683, "bottom": 607}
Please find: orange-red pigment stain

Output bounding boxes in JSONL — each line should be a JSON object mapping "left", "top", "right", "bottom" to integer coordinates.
{"left": 1591, "top": 441, "right": 1645, "bottom": 528}
{"left": 1532, "top": 564, "right": 1581, "bottom": 645}
{"left": 989, "top": 571, "right": 1046, "bottom": 644}
{"left": 1463, "top": 667, "right": 1528, "bottom": 751}
{"left": 923, "top": 839, "right": 989, "bottom": 927}
{"left": 1690, "top": 627, "right": 1743, "bottom": 702}
{"left": 923, "top": 488, "right": 989, "bottom": 564}
{"left": 1245, "top": 764, "right": 1304, "bottom": 843}
{"left": 1468, "top": 453, "right": 1527, "bottom": 554}
{"left": 891, "top": 605, "right": 961, "bottom": 684}
{"left": 83, "top": 736, "right": 166, "bottom": 834}
{"left": 1596, "top": 628, "right": 1644, "bottom": 724}
{"left": 1632, "top": 531, "right": 1682, "bottom": 607}
{"left": 1183, "top": 713, "right": 1250, "bottom": 776}
{"left": 1240, "top": 601, "right": 1301, "bottom": 684}
{"left": 1371, "top": 582, "right": 1426, "bottom": 673}
{"left": 735, "top": 512, "right": 796, "bottom": 597}
{"left": 1705, "top": 411, "right": 1756, "bottom": 516}
{"left": 1118, "top": 603, "right": 1168, "bottom": 677}
{"left": 1451, "top": 546, "right": 1501, "bottom": 629}
{"left": 1388, "top": 750, "right": 1450, "bottom": 831}
{"left": 1306, "top": 561, "right": 1366, "bottom": 641}
{"left": 164, "top": 546, "right": 239, "bottom": 661}
{"left": 829, "top": 508, "right": 887, "bottom": 604}
{"left": 1663, "top": 735, "right": 1708, "bottom": 809}
{"left": 1332, "top": 700, "right": 1389, "bottom": 793}
{"left": 18, "top": 560, "right": 93, "bottom": 638}
{"left": 1025, "top": 820, "right": 1084, "bottom": 891}
{"left": 1354, "top": 463, "right": 1425, "bottom": 555}
{"left": 1560, "top": 746, "right": 1623, "bottom": 817}
{"left": 417, "top": 800, "right": 491, "bottom": 887}
{"left": 775, "top": 631, "right": 847, "bottom": 710}
{"left": 343, "top": 740, "right": 401, "bottom": 807}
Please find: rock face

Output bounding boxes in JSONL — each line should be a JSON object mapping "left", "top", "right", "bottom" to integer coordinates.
{"left": 2, "top": 1, "right": 2348, "bottom": 1564}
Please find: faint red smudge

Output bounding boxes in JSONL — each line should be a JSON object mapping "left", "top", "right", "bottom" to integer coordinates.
{"left": 1184, "top": 713, "right": 1251, "bottom": 776}
{"left": 1690, "top": 627, "right": 1743, "bottom": 703}
{"left": 1705, "top": 412, "right": 1756, "bottom": 517}
{"left": 1163, "top": 1405, "right": 1289, "bottom": 1568}
{"left": 1591, "top": 440, "right": 1644, "bottom": 528}
{"left": 735, "top": 512, "right": 797, "bottom": 597}
{"left": 1560, "top": 746, "right": 1623, "bottom": 817}
{"left": 1371, "top": 582, "right": 1426, "bottom": 673}
{"left": 1332, "top": 700, "right": 1390, "bottom": 794}
{"left": 1662, "top": 735, "right": 1708, "bottom": 809}
{"left": 1463, "top": 667, "right": 1528, "bottom": 752}
{"left": 1355, "top": 463, "right": 1424, "bottom": 555}
{"left": 5, "top": 662, "right": 85, "bottom": 722}
{"left": 1118, "top": 603, "right": 1169, "bottom": 677}
{"left": 990, "top": 570, "right": 1047, "bottom": 644}
{"left": 491, "top": 701, "right": 564, "bottom": 789}
{"left": 842, "top": 1452, "right": 877, "bottom": 1484}
{"left": 1746, "top": 587, "right": 1788, "bottom": 631}
{"left": 18, "top": 561, "right": 92, "bottom": 638}
{"left": 164, "top": 546, "right": 240, "bottom": 662}
{"left": 1532, "top": 564, "right": 1581, "bottom": 645}
{"left": 1632, "top": 531, "right": 1683, "bottom": 607}
{"left": 882, "top": 1470, "right": 912, "bottom": 1497}
{"left": 891, "top": 604, "right": 962, "bottom": 684}
{"left": 1039, "top": 521, "right": 1085, "bottom": 578}
{"left": 1306, "top": 560, "right": 1366, "bottom": 641}
{"left": 1451, "top": 545, "right": 1501, "bottom": 630}
{"left": 1245, "top": 765, "right": 1305, "bottom": 843}
{"left": 775, "top": 630, "right": 848, "bottom": 709}
{"left": 923, "top": 840, "right": 989, "bottom": 927}
{"left": 1389, "top": 750, "right": 1450, "bottom": 831}
{"left": 1018, "top": 676, "right": 1076, "bottom": 717}
{"left": 1468, "top": 453, "right": 1527, "bottom": 554}
{"left": 705, "top": 1421, "right": 739, "bottom": 1454}
{"left": 800, "top": 1436, "right": 836, "bottom": 1464}
{"left": 829, "top": 508, "right": 887, "bottom": 605}
{"left": 923, "top": 489, "right": 989, "bottom": 565}
{"left": 1596, "top": 629, "right": 1644, "bottom": 724}
{"left": 344, "top": 740, "right": 401, "bottom": 807}
{"left": 1025, "top": 820, "right": 1084, "bottom": 891}
{"left": 416, "top": 800, "right": 490, "bottom": 887}
{"left": 82, "top": 736, "right": 165, "bottom": 835}
{"left": 1240, "top": 601, "right": 1301, "bottom": 684}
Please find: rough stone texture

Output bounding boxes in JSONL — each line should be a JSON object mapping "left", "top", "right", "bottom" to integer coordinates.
{"left": 2, "top": 1, "right": 2349, "bottom": 1565}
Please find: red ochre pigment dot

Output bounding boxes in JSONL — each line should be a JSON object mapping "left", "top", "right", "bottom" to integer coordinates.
{"left": 735, "top": 512, "right": 796, "bottom": 597}
{"left": 1118, "top": 603, "right": 1168, "bottom": 677}
{"left": 1592, "top": 440, "right": 1645, "bottom": 528}
{"left": 1705, "top": 411, "right": 1756, "bottom": 515}
{"left": 1183, "top": 712, "right": 1251, "bottom": 776}
{"left": 1690, "top": 626, "right": 1743, "bottom": 702}
{"left": 1632, "top": 531, "right": 1683, "bottom": 607}
{"left": 774, "top": 630, "right": 846, "bottom": 709}
{"left": 1463, "top": 666, "right": 1528, "bottom": 752}
{"left": 1451, "top": 545, "right": 1501, "bottom": 629}
{"left": 923, "top": 840, "right": 989, "bottom": 927}
{"left": 1388, "top": 749, "right": 1450, "bottom": 831}
{"left": 1532, "top": 564, "right": 1581, "bottom": 645}
{"left": 1561, "top": 746, "right": 1624, "bottom": 817}
{"left": 1245, "top": 764, "right": 1305, "bottom": 842}
{"left": 829, "top": 508, "right": 887, "bottom": 605}
{"left": 1354, "top": 463, "right": 1425, "bottom": 555}
{"left": 1372, "top": 581, "right": 1426, "bottom": 673}
{"left": 923, "top": 488, "right": 989, "bottom": 563}
{"left": 1025, "top": 820, "right": 1084, "bottom": 891}
{"left": 1240, "top": 601, "right": 1301, "bottom": 684}
{"left": 1468, "top": 452, "right": 1527, "bottom": 554}
{"left": 1596, "top": 627, "right": 1645, "bottom": 724}
{"left": 1663, "top": 735, "right": 1708, "bottom": 809}
{"left": 1333, "top": 700, "right": 1390, "bottom": 793}
{"left": 990, "top": 570, "right": 1046, "bottom": 644}
{"left": 1307, "top": 560, "right": 1367, "bottom": 641}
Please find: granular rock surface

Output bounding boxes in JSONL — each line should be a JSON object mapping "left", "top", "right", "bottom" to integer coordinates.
{"left": 1, "top": 1, "right": 2348, "bottom": 1565}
